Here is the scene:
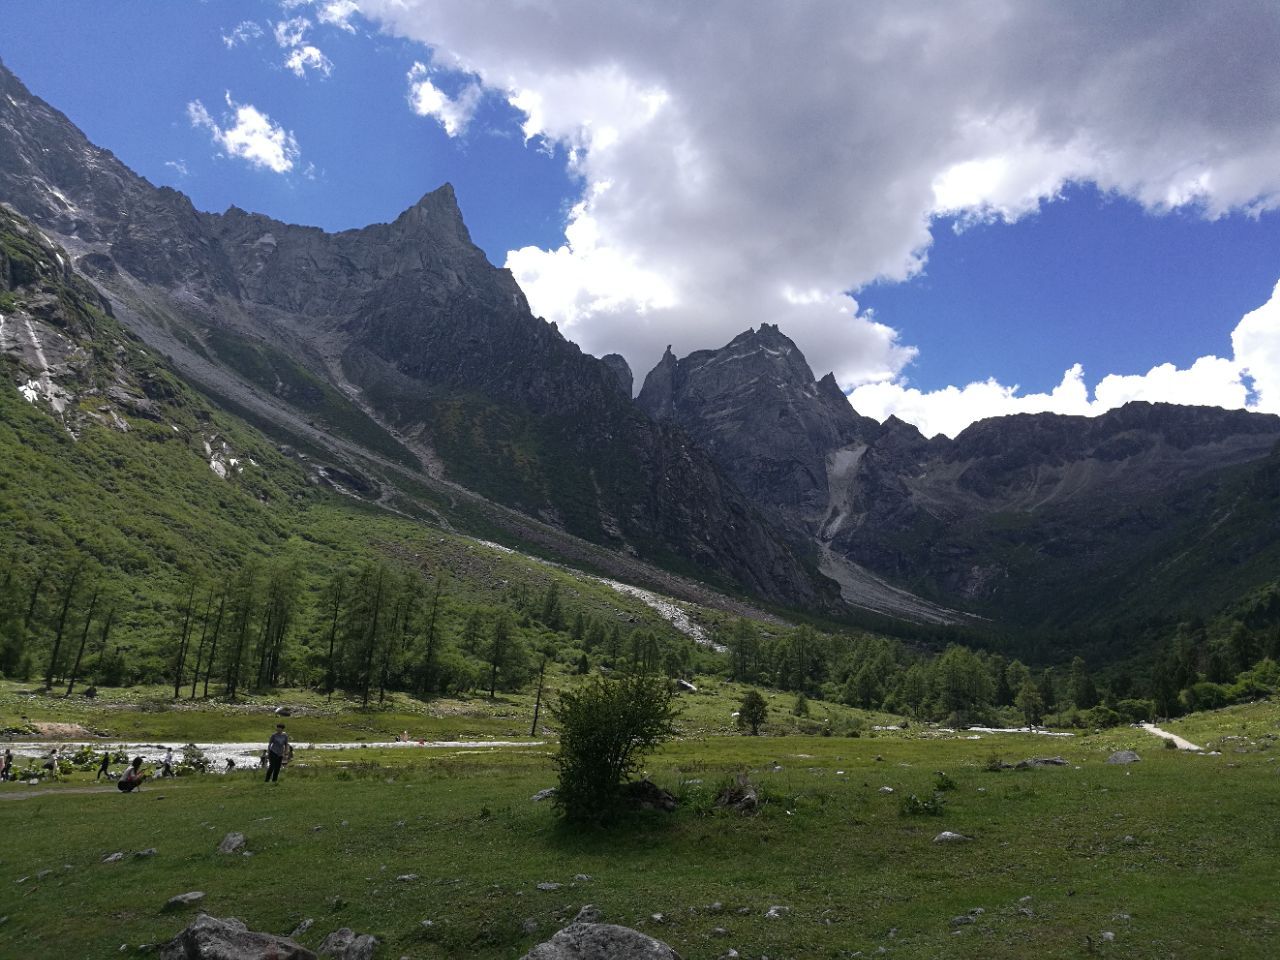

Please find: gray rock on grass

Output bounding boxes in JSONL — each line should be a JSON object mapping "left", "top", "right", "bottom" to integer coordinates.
{"left": 933, "top": 831, "right": 971, "bottom": 843}
{"left": 162, "top": 892, "right": 206, "bottom": 912}
{"left": 159, "top": 914, "right": 315, "bottom": 959}
{"left": 521, "top": 922, "right": 682, "bottom": 959}
{"left": 1107, "top": 750, "right": 1141, "bottom": 764}
{"left": 531, "top": 788, "right": 558, "bottom": 802}
{"left": 318, "top": 927, "right": 377, "bottom": 959}
{"left": 218, "top": 832, "right": 247, "bottom": 854}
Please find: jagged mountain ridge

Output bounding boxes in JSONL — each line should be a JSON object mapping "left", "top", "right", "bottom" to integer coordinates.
{"left": 640, "top": 324, "right": 1280, "bottom": 629}
{"left": 0, "top": 59, "right": 828, "bottom": 610}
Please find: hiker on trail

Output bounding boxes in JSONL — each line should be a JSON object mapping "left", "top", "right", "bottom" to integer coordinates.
{"left": 117, "top": 757, "right": 145, "bottom": 793}
{"left": 96, "top": 751, "right": 111, "bottom": 780}
{"left": 160, "top": 747, "right": 175, "bottom": 778}
{"left": 44, "top": 747, "right": 59, "bottom": 776}
{"left": 265, "top": 723, "right": 289, "bottom": 783}
{"left": 1, "top": 748, "right": 12, "bottom": 781}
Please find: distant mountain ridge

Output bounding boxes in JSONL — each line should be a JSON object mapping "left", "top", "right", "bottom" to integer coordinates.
{"left": 638, "top": 323, "right": 1280, "bottom": 629}
{"left": 3, "top": 56, "right": 1279, "bottom": 640}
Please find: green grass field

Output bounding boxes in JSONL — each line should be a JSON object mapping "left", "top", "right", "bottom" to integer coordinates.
{"left": 4, "top": 690, "right": 1280, "bottom": 958}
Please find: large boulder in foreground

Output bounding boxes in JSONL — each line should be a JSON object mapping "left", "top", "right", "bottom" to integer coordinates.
{"left": 522, "top": 922, "right": 681, "bottom": 959}
{"left": 159, "top": 913, "right": 316, "bottom": 959}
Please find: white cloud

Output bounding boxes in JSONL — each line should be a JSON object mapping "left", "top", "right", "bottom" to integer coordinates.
{"left": 316, "top": 0, "right": 360, "bottom": 32}
{"left": 222, "top": 20, "right": 264, "bottom": 49}
{"left": 164, "top": 159, "right": 190, "bottom": 177}
{"left": 271, "top": 14, "right": 334, "bottom": 78}
{"left": 187, "top": 94, "right": 301, "bottom": 174}
{"left": 285, "top": 44, "right": 333, "bottom": 78}
{"left": 851, "top": 282, "right": 1280, "bottom": 437}
{"left": 355, "top": 2, "right": 1280, "bottom": 422}
{"left": 406, "top": 62, "right": 481, "bottom": 137}
{"left": 273, "top": 16, "right": 311, "bottom": 49}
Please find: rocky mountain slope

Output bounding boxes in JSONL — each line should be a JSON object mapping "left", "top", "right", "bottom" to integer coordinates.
{"left": 0, "top": 58, "right": 827, "bottom": 611}
{"left": 640, "top": 326, "right": 1280, "bottom": 630}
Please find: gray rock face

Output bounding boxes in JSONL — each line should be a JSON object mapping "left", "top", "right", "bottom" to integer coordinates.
{"left": 1107, "top": 750, "right": 1142, "bottom": 764}
{"left": 0, "top": 58, "right": 822, "bottom": 611}
{"left": 159, "top": 914, "right": 316, "bottom": 960}
{"left": 638, "top": 325, "right": 875, "bottom": 529}
{"left": 521, "top": 922, "right": 682, "bottom": 960}
{"left": 601, "top": 353, "right": 634, "bottom": 399}
{"left": 317, "top": 928, "right": 377, "bottom": 959}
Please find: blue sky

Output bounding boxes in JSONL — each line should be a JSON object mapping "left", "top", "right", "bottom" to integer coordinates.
{"left": 4, "top": 2, "right": 1280, "bottom": 436}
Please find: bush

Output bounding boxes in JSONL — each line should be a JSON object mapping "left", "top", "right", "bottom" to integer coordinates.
{"left": 550, "top": 671, "right": 680, "bottom": 823}
{"left": 1084, "top": 705, "right": 1122, "bottom": 729}
{"left": 738, "top": 690, "right": 768, "bottom": 736}
{"left": 1114, "top": 698, "right": 1154, "bottom": 724}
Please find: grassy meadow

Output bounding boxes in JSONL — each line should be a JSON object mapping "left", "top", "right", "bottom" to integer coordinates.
{"left": 3, "top": 686, "right": 1280, "bottom": 958}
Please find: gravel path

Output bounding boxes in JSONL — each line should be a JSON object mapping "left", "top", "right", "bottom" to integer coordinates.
{"left": 1139, "top": 722, "right": 1203, "bottom": 751}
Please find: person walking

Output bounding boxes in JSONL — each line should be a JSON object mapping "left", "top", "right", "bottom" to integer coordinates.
{"left": 265, "top": 723, "right": 289, "bottom": 783}
{"left": 1, "top": 748, "right": 12, "bottom": 781}
{"left": 95, "top": 751, "right": 112, "bottom": 780}
{"left": 160, "top": 747, "right": 175, "bottom": 778}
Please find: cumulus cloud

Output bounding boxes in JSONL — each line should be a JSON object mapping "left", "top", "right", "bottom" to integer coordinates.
{"left": 222, "top": 20, "right": 264, "bottom": 49}
{"left": 187, "top": 94, "right": 301, "bottom": 174}
{"left": 406, "top": 62, "right": 482, "bottom": 137}
{"left": 850, "top": 282, "right": 1280, "bottom": 437}
{"left": 356, "top": 1, "right": 1280, "bottom": 425}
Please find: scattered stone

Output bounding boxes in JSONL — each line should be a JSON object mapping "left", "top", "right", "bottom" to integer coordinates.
{"left": 711, "top": 927, "right": 728, "bottom": 937}
{"left": 874, "top": 755, "right": 884, "bottom": 762}
{"left": 537, "top": 882, "right": 563, "bottom": 891}
{"left": 396, "top": 874, "right": 418, "bottom": 882}
{"left": 1018, "top": 896, "right": 1032, "bottom": 903}
{"left": 135, "top": 848, "right": 157, "bottom": 858}
{"left": 159, "top": 914, "right": 315, "bottom": 960}
{"left": 573, "top": 874, "right": 592, "bottom": 883}
{"left": 103, "top": 852, "right": 126, "bottom": 863}
{"left": 735, "top": 907, "right": 752, "bottom": 915}
{"left": 765, "top": 906, "right": 789, "bottom": 919}
{"left": 969, "top": 908, "right": 984, "bottom": 916}
{"left": 218, "top": 832, "right": 247, "bottom": 855}
{"left": 650, "top": 913, "right": 666, "bottom": 924}
{"left": 621, "top": 778, "right": 678, "bottom": 812}
{"left": 878, "top": 786, "right": 894, "bottom": 794}
{"left": 950, "top": 915, "right": 974, "bottom": 926}
{"left": 575, "top": 906, "right": 602, "bottom": 924}
{"left": 420, "top": 920, "right": 435, "bottom": 930}
{"left": 162, "top": 892, "right": 206, "bottom": 912}
{"left": 1015, "top": 757, "right": 1069, "bottom": 769}
{"left": 318, "top": 927, "right": 377, "bottom": 959}
{"left": 1018, "top": 907, "right": 1034, "bottom": 918}
{"left": 1102, "top": 932, "right": 1116, "bottom": 942}
{"left": 35, "top": 869, "right": 51, "bottom": 880}
{"left": 933, "top": 831, "right": 971, "bottom": 843}
{"left": 292, "top": 919, "right": 315, "bottom": 938}
{"left": 531, "top": 788, "right": 558, "bottom": 803}
{"left": 274, "top": 707, "right": 292, "bottom": 717}
{"left": 1122, "top": 835, "right": 1137, "bottom": 844}
{"left": 520, "top": 922, "right": 682, "bottom": 959}
{"left": 706, "top": 902, "right": 724, "bottom": 913}
{"left": 523, "top": 918, "right": 540, "bottom": 935}
{"left": 1106, "top": 750, "right": 1141, "bottom": 764}
{"left": 719, "top": 951, "right": 739, "bottom": 959}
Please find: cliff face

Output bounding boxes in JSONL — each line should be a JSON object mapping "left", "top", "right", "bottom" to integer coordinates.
{"left": 640, "top": 331, "right": 1280, "bottom": 627}
{"left": 638, "top": 324, "right": 879, "bottom": 528}
{"left": 0, "top": 59, "right": 826, "bottom": 609}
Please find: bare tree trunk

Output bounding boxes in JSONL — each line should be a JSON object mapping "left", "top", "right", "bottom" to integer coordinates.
{"left": 64, "top": 584, "right": 100, "bottom": 697}
{"left": 44, "top": 558, "right": 85, "bottom": 688}
{"left": 172, "top": 580, "right": 197, "bottom": 700}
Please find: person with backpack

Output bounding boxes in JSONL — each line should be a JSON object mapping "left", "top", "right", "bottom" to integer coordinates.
{"left": 95, "top": 751, "right": 112, "bottom": 780}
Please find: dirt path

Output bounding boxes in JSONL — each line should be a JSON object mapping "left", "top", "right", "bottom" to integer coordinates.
{"left": 0, "top": 783, "right": 194, "bottom": 801}
{"left": 1140, "top": 722, "right": 1203, "bottom": 751}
